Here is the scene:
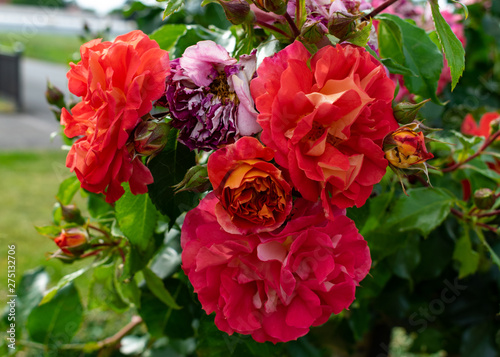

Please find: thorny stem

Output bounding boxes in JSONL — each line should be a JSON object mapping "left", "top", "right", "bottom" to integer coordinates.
{"left": 451, "top": 207, "right": 498, "bottom": 233}
{"left": 361, "top": 0, "right": 400, "bottom": 21}
{"left": 88, "top": 224, "right": 111, "bottom": 239}
{"left": 442, "top": 130, "right": 500, "bottom": 173}
{"left": 283, "top": 12, "right": 301, "bottom": 38}
{"left": 256, "top": 20, "right": 291, "bottom": 38}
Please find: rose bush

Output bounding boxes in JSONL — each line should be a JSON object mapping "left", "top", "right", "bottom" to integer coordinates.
{"left": 181, "top": 194, "right": 370, "bottom": 343}
{"left": 207, "top": 136, "right": 292, "bottom": 234}
{"left": 251, "top": 41, "right": 398, "bottom": 215}
{"left": 61, "top": 30, "right": 170, "bottom": 203}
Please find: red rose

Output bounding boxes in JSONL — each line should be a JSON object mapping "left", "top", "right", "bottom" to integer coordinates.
{"left": 54, "top": 228, "right": 88, "bottom": 256}
{"left": 208, "top": 136, "right": 292, "bottom": 234}
{"left": 61, "top": 30, "right": 170, "bottom": 203}
{"left": 181, "top": 194, "right": 371, "bottom": 343}
{"left": 384, "top": 126, "right": 434, "bottom": 169}
{"left": 250, "top": 41, "right": 398, "bottom": 216}
{"left": 461, "top": 112, "right": 500, "bottom": 138}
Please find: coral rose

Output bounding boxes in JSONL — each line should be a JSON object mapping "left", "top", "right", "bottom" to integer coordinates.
{"left": 61, "top": 30, "right": 170, "bottom": 203}
{"left": 251, "top": 41, "right": 398, "bottom": 214}
{"left": 181, "top": 194, "right": 371, "bottom": 343}
{"left": 461, "top": 112, "right": 500, "bottom": 138}
{"left": 208, "top": 136, "right": 292, "bottom": 234}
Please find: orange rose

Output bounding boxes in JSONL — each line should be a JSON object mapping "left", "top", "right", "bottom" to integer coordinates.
{"left": 207, "top": 137, "right": 292, "bottom": 234}
{"left": 384, "top": 127, "right": 434, "bottom": 169}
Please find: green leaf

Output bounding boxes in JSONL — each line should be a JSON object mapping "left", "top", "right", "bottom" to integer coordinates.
{"left": 381, "top": 58, "right": 417, "bottom": 76}
{"left": 150, "top": 24, "right": 187, "bottom": 51}
{"left": 88, "top": 263, "right": 130, "bottom": 312}
{"left": 389, "top": 234, "right": 421, "bottom": 280}
{"left": 172, "top": 25, "right": 234, "bottom": 58}
{"left": 116, "top": 184, "right": 158, "bottom": 252}
{"left": 429, "top": 0, "right": 465, "bottom": 90}
{"left": 56, "top": 175, "right": 80, "bottom": 205}
{"left": 345, "top": 19, "right": 372, "bottom": 47}
{"left": 161, "top": 0, "right": 184, "bottom": 19}
{"left": 453, "top": 231, "right": 479, "bottom": 279}
{"left": 87, "top": 192, "right": 113, "bottom": 219}
{"left": 385, "top": 187, "right": 456, "bottom": 237}
{"left": 35, "top": 225, "right": 62, "bottom": 237}
{"left": 360, "top": 190, "right": 395, "bottom": 236}
{"left": 40, "top": 268, "right": 88, "bottom": 304}
{"left": 142, "top": 267, "right": 181, "bottom": 309}
{"left": 377, "top": 14, "right": 443, "bottom": 102}
{"left": 4, "top": 268, "right": 48, "bottom": 330}
{"left": 147, "top": 132, "right": 197, "bottom": 225}
{"left": 27, "top": 282, "right": 83, "bottom": 345}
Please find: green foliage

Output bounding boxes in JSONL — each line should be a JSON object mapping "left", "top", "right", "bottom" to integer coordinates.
{"left": 429, "top": 0, "right": 466, "bottom": 90}
{"left": 377, "top": 14, "right": 444, "bottom": 102}
{"left": 27, "top": 282, "right": 83, "bottom": 344}
{"left": 159, "top": 0, "right": 185, "bottom": 19}
{"left": 150, "top": 24, "right": 189, "bottom": 52}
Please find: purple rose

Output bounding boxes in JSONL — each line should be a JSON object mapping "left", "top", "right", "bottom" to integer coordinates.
{"left": 160, "top": 41, "right": 261, "bottom": 150}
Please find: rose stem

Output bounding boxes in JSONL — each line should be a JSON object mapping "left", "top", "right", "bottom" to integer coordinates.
{"left": 283, "top": 12, "right": 301, "bottom": 38}
{"left": 361, "top": 0, "right": 400, "bottom": 21}
{"left": 442, "top": 130, "right": 500, "bottom": 173}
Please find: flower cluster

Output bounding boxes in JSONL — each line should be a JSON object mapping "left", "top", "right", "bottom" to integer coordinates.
{"left": 61, "top": 30, "right": 170, "bottom": 203}
{"left": 59, "top": 26, "right": 437, "bottom": 344}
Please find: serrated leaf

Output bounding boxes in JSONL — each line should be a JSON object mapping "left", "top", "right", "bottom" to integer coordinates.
{"left": 381, "top": 58, "right": 417, "bottom": 76}
{"left": 27, "top": 282, "right": 83, "bottom": 345}
{"left": 142, "top": 267, "right": 181, "bottom": 309}
{"left": 162, "top": 0, "right": 184, "bottom": 19}
{"left": 430, "top": 0, "right": 465, "bottom": 90}
{"left": 88, "top": 263, "right": 130, "bottom": 312}
{"left": 150, "top": 24, "right": 187, "bottom": 51}
{"left": 453, "top": 231, "right": 479, "bottom": 278}
{"left": 385, "top": 187, "right": 456, "bottom": 237}
{"left": 345, "top": 20, "right": 372, "bottom": 47}
{"left": 35, "top": 225, "right": 62, "bottom": 237}
{"left": 377, "top": 14, "right": 443, "bottom": 103}
{"left": 116, "top": 184, "right": 158, "bottom": 252}
{"left": 40, "top": 268, "right": 88, "bottom": 304}
{"left": 56, "top": 175, "right": 80, "bottom": 205}
{"left": 147, "top": 133, "right": 197, "bottom": 225}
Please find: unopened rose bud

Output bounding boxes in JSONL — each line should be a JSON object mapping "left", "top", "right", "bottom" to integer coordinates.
{"left": 173, "top": 165, "right": 211, "bottom": 194}
{"left": 54, "top": 228, "right": 88, "bottom": 256}
{"left": 489, "top": 118, "right": 500, "bottom": 136}
{"left": 203, "top": 0, "right": 253, "bottom": 24}
{"left": 252, "top": 0, "right": 287, "bottom": 15}
{"left": 134, "top": 119, "right": 170, "bottom": 157}
{"left": 60, "top": 203, "right": 85, "bottom": 225}
{"left": 474, "top": 188, "right": 496, "bottom": 210}
{"left": 328, "top": 14, "right": 358, "bottom": 40}
{"left": 302, "top": 23, "right": 326, "bottom": 44}
{"left": 45, "top": 81, "right": 65, "bottom": 109}
{"left": 384, "top": 126, "right": 434, "bottom": 169}
{"left": 393, "top": 99, "right": 431, "bottom": 125}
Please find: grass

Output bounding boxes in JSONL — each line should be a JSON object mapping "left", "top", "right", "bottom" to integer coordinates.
{"left": 0, "top": 150, "right": 89, "bottom": 298}
{"left": 0, "top": 32, "right": 81, "bottom": 64}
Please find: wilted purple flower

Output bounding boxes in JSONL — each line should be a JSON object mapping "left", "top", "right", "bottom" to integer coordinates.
{"left": 159, "top": 41, "right": 261, "bottom": 151}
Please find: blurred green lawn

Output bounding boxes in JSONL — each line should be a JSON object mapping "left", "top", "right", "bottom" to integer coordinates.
{"left": 0, "top": 151, "right": 89, "bottom": 297}
{"left": 0, "top": 32, "right": 80, "bottom": 64}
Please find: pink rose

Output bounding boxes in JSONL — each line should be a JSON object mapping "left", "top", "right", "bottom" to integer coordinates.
{"left": 61, "top": 30, "right": 170, "bottom": 203}
{"left": 181, "top": 194, "right": 371, "bottom": 343}
{"left": 251, "top": 41, "right": 398, "bottom": 215}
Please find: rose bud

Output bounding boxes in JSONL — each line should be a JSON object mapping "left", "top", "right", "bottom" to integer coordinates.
{"left": 173, "top": 165, "right": 211, "bottom": 194}
{"left": 384, "top": 126, "right": 434, "bottom": 169}
{"left": 474, "top": 188, "right": 496, "bottom": 210}
{"left": 133, "top": 118, "right": 170, "bottom": 157}
{"left": 208, "top": 136, "right": 292, "bottom": 234}
{"left": 45, "top": 81, "right": 66, "bottom": 109}
{"left": 54, "top": 228, "right": 88, "bottom": 256}
{"left": 252, "top": 0, "right": 287, "bottom": 15}
{"left": 204, "top": 0, "right": 254, "bottom": 25}
{"left": 393, "top": 99, "right": 431, "bottom": 124}
{"left": 60, "top": 203, "right": 85, "bottom": 225}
